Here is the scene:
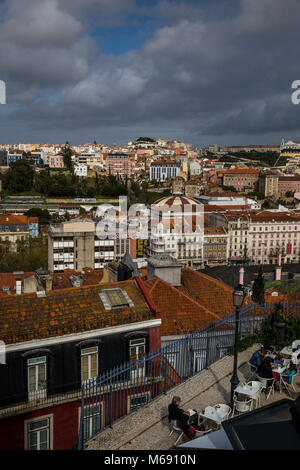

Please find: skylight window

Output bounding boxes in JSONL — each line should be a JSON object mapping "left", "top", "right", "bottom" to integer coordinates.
{"left": 106, "top": 289, "right": 128, "bottom": 307}
{"left": 99, "top": 288, "right": 134, "bottom": 310}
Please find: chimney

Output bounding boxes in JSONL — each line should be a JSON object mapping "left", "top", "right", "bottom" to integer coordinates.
{"left": 239, "top": 267, "right": 244, "bottom": 286}
{"left": 276, "top": 251, "right": 282, "bottom": 280}
{"left": 147, "top": 255, "right": 183, "bottom": 286}
{"left": 275, "top": 266, "right": 281, "bottom": 281}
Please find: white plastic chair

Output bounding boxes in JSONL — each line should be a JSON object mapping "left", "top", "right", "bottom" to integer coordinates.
{"left": 246, "top": 381, "right": 263, "bottom": 408}
{"left": 214, "top": 403, "right": 231, "bottom": 421}
{"left": 282, "top": 373, "right": 298, "bottom": 395}
{"left": 168, "top": 420, "right": 184, "bottom": 445}
{"left": 292, "top": 340, "right": 300, "bottom": 350}
{"left": 231, "top": 394, "right": 252, "bottom": 417}
{"left": 247, "top": 361, "right": 258, "bottom": 381}
{"left": 194, "top": 428, "right": 213, "bottom": 438}
{"left": 257, "top": 376, "right": 275, "bottom": 400}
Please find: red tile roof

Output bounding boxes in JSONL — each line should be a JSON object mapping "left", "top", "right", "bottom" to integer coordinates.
{"left": 0, "top": 215, "right": 28, "bottom": 225}
{"left": 143, "top": 268, "right": 252, "bottom": 335}
{"left": 0, "top": 279, "right": 157, "bottom": 345}
{"left": 52, "top": 268, "right": 104, "bottom": 289}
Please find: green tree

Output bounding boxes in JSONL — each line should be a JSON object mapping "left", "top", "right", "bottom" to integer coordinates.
{"left": 252, "top": 266, "right": 265, "bottom": 304}
{"left": 25, "top": 208, "right": 51, "bottom": 225}
{"left": 61, "top": 145, "right": 74, "bottom": 173}
{"left": 3, "top": 159, "right": 35, "bottom": 193}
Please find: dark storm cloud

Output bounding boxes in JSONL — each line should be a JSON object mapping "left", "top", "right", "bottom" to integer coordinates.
{"left": 1, "top": 0, "right": 300, "bottom": 144}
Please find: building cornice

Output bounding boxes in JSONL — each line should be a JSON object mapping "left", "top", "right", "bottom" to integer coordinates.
{"left": 5, "top": 319, "right": 161, "bottom": 353}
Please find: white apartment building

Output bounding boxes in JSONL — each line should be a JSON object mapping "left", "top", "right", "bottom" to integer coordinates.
{"left": 74, "top": 163, "right": 88, "bottom": 177}
{"left": 150, "top": 159, "right": 181, "bottom": 181}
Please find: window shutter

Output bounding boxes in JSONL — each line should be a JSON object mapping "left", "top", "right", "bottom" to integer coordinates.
{"left": 82, "top": 355, "right": 89, "bottom": 381}
{"left": 90, "top": 354, "right": 97, "bottom": 379}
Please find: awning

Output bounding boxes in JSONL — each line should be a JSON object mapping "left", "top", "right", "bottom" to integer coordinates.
{"left": 178, "top": 428, "right": 233, "bottom": 450}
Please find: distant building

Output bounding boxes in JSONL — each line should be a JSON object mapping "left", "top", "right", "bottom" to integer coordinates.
{"left": 48, "top": 154, "right": 65, "bottom": 168}
{"left": 48, "top": 220, "right": 115, "bottom": 272}
{"left": 258, "top": 171, "right": 279, "bottom": 198}
{"left": 249, "top": 211, "right": 300, "bottom": 264}
{"left": 171, "top": 176, "right": 185, "bottom": 195}
{"left": 223, "top": 168, "right": 260, "bottom": 192}
{"left": 150, "top": 159, "right": 181, "bottom": 182}
{"left": 0, "top": 214, "right": 38, "bottom": 252}
{"left": 278, "top": 176, "right": 300, "bottom": 197}
{"left": 106, "top": 153, "right": 132, "bottom": 179}
{"left": 73, "top": 163, "right": 88, "bottom": 177}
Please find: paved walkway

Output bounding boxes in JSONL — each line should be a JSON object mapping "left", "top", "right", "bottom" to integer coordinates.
{"left": 85, "top": 344, "right": 300, "bottom": 450}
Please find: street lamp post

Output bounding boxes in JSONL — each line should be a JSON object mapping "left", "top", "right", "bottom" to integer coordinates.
{"left": 230, "top": 284, "right": 246, "bottom": 409}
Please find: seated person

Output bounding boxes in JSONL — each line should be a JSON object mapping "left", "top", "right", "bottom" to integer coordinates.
{"left": 283, "top": 364, "right": 297, "bottom": 384}
{"left": 168, "top": 396, "right": 198, "bottom": 437}
{"left": 250, "top": 347, "right": 266, "bottom": 369}
{"left": 274, "top": 354, "right": 284, "bottom": 365}
{"left": 257, "top": 356, "right": 276, "bottom": 388}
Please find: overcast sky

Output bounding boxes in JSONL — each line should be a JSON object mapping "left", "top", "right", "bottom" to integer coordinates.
{"left": 0, "top": 0, "right": 300, "bottom": 147}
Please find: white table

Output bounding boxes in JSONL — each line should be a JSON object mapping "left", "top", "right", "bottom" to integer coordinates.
{"left": 234, "top": 383, "right": 261, "bottom": 399}
{"left": 198, "top": 405, "right": 229, "bottom": 425}
{"left": 271, "top": 364, "right": 287, "bottom": 393}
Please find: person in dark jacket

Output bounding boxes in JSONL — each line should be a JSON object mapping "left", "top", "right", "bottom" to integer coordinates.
{"left": 168, "top": 396, "right": 197, "bottom": 437}
{"left": 249, "top": 347, "right": 266, "bottom": 369}
{"left": 257, "top": 356, "right": 275, "bottom": 388}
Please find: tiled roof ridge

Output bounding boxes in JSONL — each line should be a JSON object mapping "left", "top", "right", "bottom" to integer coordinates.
{"left": 144, "top": 275, "right": 222, "bottom": 322}
{"left": 0, "top": 278, "right": 135, "bottom": 300}
{"left": 181, "top": 267, "right": 234, "bottom": 294}
{"left": 144, "top": 277, "right": 160, "bottom": 295}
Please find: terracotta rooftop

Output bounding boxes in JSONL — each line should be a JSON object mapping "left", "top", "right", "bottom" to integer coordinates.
{"left": 0, "top": 272, "right": 35, "bottom": 296}
{"left": 0, "top": 279, "right": 157, "bottom": 345}
{"left": 143, "top": 268, "right": 251, "bottom": 336}
{"left": 223, "top": 169, "right": 260, "bottom": 175}
{"left": 0, "top": 214, "right": 28, "bottom": 225}
{"left": 250, "top": 211, "right": 300, "bottom": 223}
{"left": 52, "top": 267, "right": 104, "bottom": 289}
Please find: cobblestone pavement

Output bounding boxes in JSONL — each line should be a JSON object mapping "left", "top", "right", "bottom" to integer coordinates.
{"left": 86, "top": 344, "right": 300, "bottom": 451}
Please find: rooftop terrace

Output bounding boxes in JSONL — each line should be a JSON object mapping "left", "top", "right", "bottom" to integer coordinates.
{"left": 85, "top": 344, "right": 300, "bottom": 450}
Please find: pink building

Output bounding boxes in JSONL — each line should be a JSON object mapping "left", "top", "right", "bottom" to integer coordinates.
{"left": 248, "top": 211, "right": 300, "bottom": 265}
{"left": 49, "top": 154, "right": 65, "bottom": 168}
{"left": 106, "top": 153, "right": 132, "bottom": 179}
{"left": 278, "top": 176, "right": 300, "bottom": 197}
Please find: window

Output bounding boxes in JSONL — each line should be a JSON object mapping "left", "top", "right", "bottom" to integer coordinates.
{"left": 193, "top": 350, "right": 206, "bottom": 373}
{"left": 27, "top": 356, "right": 47, "bottom": 400}
{"left": 26, "top": 417, "right": 51, "bottom": 450}
{"left": 129, "top": 338, "right": 146, "bottom": 380}
{"left": 81, "top": 347, "right": 98, "bottom": 382}
{"left": 128, "top": 392, "right": 150, "bottom": 413}
{"left": 100, "top": 288, "right": 133, "bottom": 310}
{"left": 83, "top": 404, "right": 101, "bottom": 440}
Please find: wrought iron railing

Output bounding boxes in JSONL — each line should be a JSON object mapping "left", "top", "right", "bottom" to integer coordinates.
{"left": 78, "top": 301, "right": 300, "bottom": 449}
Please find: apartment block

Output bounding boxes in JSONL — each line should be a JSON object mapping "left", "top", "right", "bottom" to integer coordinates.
{"left": 48, "top": 220, "right": 115, "bottom": 272}
{"left": 150, "top": 159, "right": 181, "bottom": 181}
{"left": 248, "top": 211, "right": 300, "bottom": 265}
{"left": 0, "top": 215, "right": 38, "bottom": 251}
{"left": 106, "top": 153, "right": 132, "bottom": 179}
{"left": 223, "top": 168, "right": 260, "bottom": 191}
